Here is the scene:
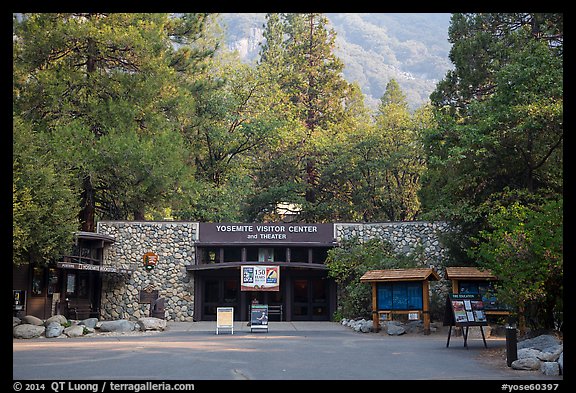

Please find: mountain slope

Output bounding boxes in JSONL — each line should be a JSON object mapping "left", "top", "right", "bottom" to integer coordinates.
{"left": 219, "top": 13, "right": 453, "bottom": 112}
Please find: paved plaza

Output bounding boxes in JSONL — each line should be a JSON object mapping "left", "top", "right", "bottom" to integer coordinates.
{"left": 13, "top": 321, "right": 563, "bottom": 383}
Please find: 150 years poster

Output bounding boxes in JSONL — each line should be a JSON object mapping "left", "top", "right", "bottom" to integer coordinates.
{"left": 241, "top": 266, "right": 280, "bottom": 291}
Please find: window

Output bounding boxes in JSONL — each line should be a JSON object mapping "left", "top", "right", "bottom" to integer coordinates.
{"left": 32, "top": 267, "right": 45, "bottom": 296}
{"left": 289, "top": 247, "right": 308, "bottom": 262}
{"left": 258, "top": 248, "right": 274, "bottom": 262}
{"left": 377, "top": 282, "right": 423, "bottom": 310}
{"left": 47, "top": 268, "right": 59, "bottom": 295}
{"left": 312, "top": 248, "right": 328, "bottom": 264}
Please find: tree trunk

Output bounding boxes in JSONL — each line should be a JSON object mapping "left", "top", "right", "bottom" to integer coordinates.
{"left": 79, "top": 175, "right": 95, "bottom": 232}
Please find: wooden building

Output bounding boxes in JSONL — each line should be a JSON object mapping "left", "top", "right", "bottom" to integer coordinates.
{"left": 12, "top": 231, "right": 119, "bottom": 320}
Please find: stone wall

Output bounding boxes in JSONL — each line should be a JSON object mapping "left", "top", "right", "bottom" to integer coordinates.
{"left": 335, "top": 221, "right": 451, "bottom": 271}
{"left": 335, "top": 221, "right": 453, "bottom": 315}
{"left": 96, "top": 221, "right": 453, "bottom": 322}
{"left": 97, "top": 221, "right": 198, "bottom": 322}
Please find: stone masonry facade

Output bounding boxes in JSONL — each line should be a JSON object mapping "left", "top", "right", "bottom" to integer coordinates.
{"left": 97, "top": 221, "right": 452, "bottom": 322}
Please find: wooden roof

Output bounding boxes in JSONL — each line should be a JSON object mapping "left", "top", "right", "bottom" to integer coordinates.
{"left": 360, "top": 268, "right": 440, "bottom": 282}
{"left": 444, "top": 266, "right": 497, "bottom": 280}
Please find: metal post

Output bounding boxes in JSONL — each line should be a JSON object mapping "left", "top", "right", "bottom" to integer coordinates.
{"left": 505, "top": 326, "right": 518, "bottom": 367}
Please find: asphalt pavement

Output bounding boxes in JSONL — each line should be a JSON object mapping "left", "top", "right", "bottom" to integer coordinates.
{"left": 12, "top": 321, "right": 564, "bottom": 385}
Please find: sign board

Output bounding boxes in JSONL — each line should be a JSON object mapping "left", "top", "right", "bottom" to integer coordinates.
{"left": 444, "top": 294, "right": 488, "bottom": 348}
{"left": 250, "top": 304, "right": 269, "bottom": 332}
{"left": 139, "top": 289, "right": 159, "bottom": 304}
{"left": 216, "top": 307, "right": 234, "bottom": 334}
{"left": 408, "top": 312, "right": 419, "bottom": 321}
{"left": 143, "top": 252, "right": 159, "bottom": 270}
{"left": 444, "top": 293, "right": 488, "bottom": 327}
{"left": 241, "top": 266, "right": 280, "bottom": 291}
{"left": 199, "top": 223, "right": 335, "bottom": 244}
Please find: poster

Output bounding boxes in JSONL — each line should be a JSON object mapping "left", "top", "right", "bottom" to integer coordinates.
{"left": 241, "top": 266, "right": 280, "bottom": 291}
{"left": 445, "top": 294, "right": 488, "bottom": 326}
{"left": 250, "top": 304, "right": 269, "bottom": 327}
{"left": 216, "top": 307, "right": 234, "bottom": 334}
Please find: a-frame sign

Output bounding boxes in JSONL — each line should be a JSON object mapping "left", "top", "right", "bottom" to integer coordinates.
{"left": 444, "top": 293, "right": 488, "bottom": 348}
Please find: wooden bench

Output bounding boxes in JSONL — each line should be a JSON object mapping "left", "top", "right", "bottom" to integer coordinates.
{"left": 267, "top": 305, "right": 283, "bottom": 321}
{"left": 66, "top": 299, "right": 99, "bottom": 320}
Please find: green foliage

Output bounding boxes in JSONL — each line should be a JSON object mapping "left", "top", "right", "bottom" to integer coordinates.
{"left": 13, "top": 115, "right": 78, "bottom": 266}
{"left": 325, "top": 237, "right": 418, "bottom": 319}
{"left": 469, "top": 195, "right": 562, "bottom": 330}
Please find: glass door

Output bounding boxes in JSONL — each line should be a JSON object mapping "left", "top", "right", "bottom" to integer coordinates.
{"left": 291, "top": 278, "right": 329, "bottom": 320}
{"left": 292, "top": 279, "right": 309, "bottom": 320}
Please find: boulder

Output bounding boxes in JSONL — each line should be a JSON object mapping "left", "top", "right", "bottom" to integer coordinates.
{"left": 21, "top": 315, "right": 44, "bottom": 326}
{"left": 45, "top": 321, "right": 65, "bottom": 338}
{"left": 64, "top": 325, "right": 85, "bottom": 338}
{"left": 45, "top": 315, "right": 67, "bottom": 326}
{"left": 137, "top": 317, "right": 167, "bottom": 331}
{"left": 511, "top": 357, "right": 542, "bottom": 371}
{"left": 386, "top": 322, "right": 406, "bottom": 336}
{"left": 540, "top": 362, "right": 560, "bottom": 376}
{"left": 79, "top": 318, "right": 99, "bottom": 329}
{"left": 98, "top": 319, "right": 136, "bottom": 333}
{"left": 13, "top": 324, "right": 45, "bottom": 339}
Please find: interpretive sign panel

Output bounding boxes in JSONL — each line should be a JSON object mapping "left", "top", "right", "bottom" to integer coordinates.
{"left": 445, "top": 293, "right": 488, "bottom": 326}
{"left": 444, "top": 293, "right": 488, "bottom": 348}
{"left": 241, "top": 266, "right": 280, "bottom": 291}
{"left": 216, "top": 307, "right": 234, "bottom": 334}
{"left": 138, "top": 289, "right": 159, "bottom": 304}
{"left": 250, "top": 304, "right": 269, "bottom": 332}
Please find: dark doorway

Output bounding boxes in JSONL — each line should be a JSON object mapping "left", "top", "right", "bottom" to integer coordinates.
{"left": 245, "top": 289, "right": 283, "bottom": 321}
{"left": 291, "top": 277, "right": 329, "bottom": 320}
{"left": 201, "top": 278, "right": 240, "bottom": 321}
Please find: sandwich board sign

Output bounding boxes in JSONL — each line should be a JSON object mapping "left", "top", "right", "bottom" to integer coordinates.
{"left": 444, "top": 294, "right": 488, "bottom": 348}
{"left": 216, "top": 307, "right": 234, "bottom": 334}
{"left": 250, "top": 304, "right": 269, "bottom": 332}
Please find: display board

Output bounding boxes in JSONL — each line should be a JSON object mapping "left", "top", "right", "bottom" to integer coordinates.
{"left": 241, "top": 266, "right": 280, "bottom": 291}
{"left": 250, "top": 304, "right": 269, "bottom": 332}
{"left": 444, "top": 293, "right": 488, "bottom": 326}
{"left": 216, "top": 307, "right": 234, "bottom": 335}
{"left": 444, "top": 294, "right": 488, "bottom": 348}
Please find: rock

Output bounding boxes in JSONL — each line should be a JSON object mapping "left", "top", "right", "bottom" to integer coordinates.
{"left": 517, "top": 338, "right": 563, "bottom": 362}
{"left": 386, "top": 323, "right": 406, "bottom": 336}
{"left": 517, "top": 334, "right": 561, "bottom": 351}
{"left": 45, "top": 315, "right": 67, "bottom": 326}
{"left": 64, "top": 325, "right": 85, "bottom": 338}
{"left": 21, "top": 315, "right": 44, "bottom": 326}
{"left": 541, "top": 362, "right": 560, "bottom": 376}
{"left": 98, "top": 319, "right": 136, "bottom": 332}
{"left": 518, "top": 348, "right": 544, "bottom": 359}
{"left": 13, "top": 324, "right": 45, "bottom": 339}
{"left": 137, "top": 317, "right": 167, "bottom": 331}
{"left": 13, "top": 317, "right": 21, "bottom": 327}
{"left": 359, "top": 320, "right": 372, "bottom": 333}
{"left": 45, "top": 322, "right": 64, "bottom": 338}
{"left": 511, "top": 358, "right": 542, "bottom": 371}
{"left": 79, "top": 318, "right": 99, "bottom": 329}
